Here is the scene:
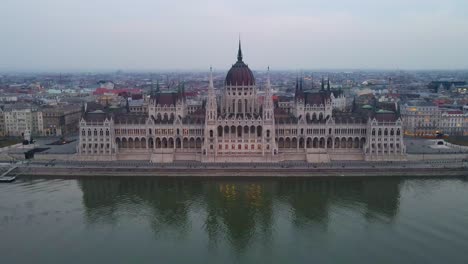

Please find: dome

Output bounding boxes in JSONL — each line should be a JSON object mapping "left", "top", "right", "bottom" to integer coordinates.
{"left": 225, "top": 41, "right": 255, "bottom": 86}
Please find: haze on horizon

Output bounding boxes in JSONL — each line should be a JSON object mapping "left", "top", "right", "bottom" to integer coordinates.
{"left": 1, "top": 0, "right": 468, "bottom": 72}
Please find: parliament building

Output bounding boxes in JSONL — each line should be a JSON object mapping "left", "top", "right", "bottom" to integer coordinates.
{"left": 78, "top": 43, "right": 406, "bottom": 163}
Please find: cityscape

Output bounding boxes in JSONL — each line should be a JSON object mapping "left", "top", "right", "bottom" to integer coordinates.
{"left": 1, "top": 0, "right": 468, "bottom": 263}
{"left": 0, "top": 42, "right": 467, "bottom": 171}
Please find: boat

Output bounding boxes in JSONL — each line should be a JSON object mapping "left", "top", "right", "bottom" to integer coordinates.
{"left": 0, "top": 176, "right": 16, "bottom": 183}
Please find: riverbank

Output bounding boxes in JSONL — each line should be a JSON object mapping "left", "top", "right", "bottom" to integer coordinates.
{"left": 11, "top": 165, "right": 468, "bottom": 178}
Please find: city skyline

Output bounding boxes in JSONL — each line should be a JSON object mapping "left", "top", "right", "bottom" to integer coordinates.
{"left": 2, "top": 0, "right": 468, "bottom": 72}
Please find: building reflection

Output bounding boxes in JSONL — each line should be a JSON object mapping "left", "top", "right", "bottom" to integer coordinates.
{"left": 79, "top": 177, "right": 402, "bottom": 250}
{"left": 203, "top": 181, "right": 275, "bottom": 252}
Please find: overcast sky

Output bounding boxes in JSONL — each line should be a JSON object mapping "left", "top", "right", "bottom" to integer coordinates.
{"left": 1, "top": 0, "right": 468, "bottom": 72}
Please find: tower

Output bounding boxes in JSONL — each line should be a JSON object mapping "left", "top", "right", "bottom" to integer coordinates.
{"left": 204, "top": 67, "right": 218, "bottom": 159}
{"left": 206, "top": 67, "right": 217, "bottom": 123}
{"left": 263, "top": 67, "right": 274, "bottom": 121}
{"left": 262, "top": 67, "right": 277, "bottom": 156}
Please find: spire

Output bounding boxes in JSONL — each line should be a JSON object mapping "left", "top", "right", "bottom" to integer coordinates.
{"left": 299, "top": 72, "right": 303, "bottom": 91}
{"left": 264, "top": 66, "right": 274, "bottom": 121}
{"left": 327, "top": 78, "right": 330, "bottom": 91}
{"left": 266, "top": 66, "right": 271, "bottom": 92}
{"left": 125, "top": 97, "right": 130, "bottom": 113}
{"left": 209, "top": 66, "right": 214, "bottom": 89}
{"left": 181, "top": 81, "right": 185, "bottom": 98}
{"left": 237, "top": 37, "right": 243, "bottom": 62}
{"left": 150, "top": 75, "right": 154, "bottom": 97}
{"left": 321, "top": 76, "right": 325, "bottom": 91}
{"left": 295, "top": 75, "right": 299, "bottom": 91}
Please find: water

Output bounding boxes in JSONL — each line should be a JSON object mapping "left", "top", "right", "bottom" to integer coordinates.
{"left": 1, "top": 177, "right": 468, "bottom": 264}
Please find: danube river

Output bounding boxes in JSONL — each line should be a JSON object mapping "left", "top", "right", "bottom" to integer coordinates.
{"left": 1, "top": 177, "right": 468, "bottom": 264}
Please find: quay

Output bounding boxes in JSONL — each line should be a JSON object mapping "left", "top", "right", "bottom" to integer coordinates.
{"left": 8, "top": 159, "right": 468, "bottom": 178}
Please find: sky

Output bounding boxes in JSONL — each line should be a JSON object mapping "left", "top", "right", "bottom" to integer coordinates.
{"left": 1, "top": 0, "right": 468, "bottom": 72}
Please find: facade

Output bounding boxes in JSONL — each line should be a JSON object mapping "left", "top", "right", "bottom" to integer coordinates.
{"left": 401, "top": 101, "right": 440, "bottom": 136}
{"left": 0, "top": 108, "right": 5, "bottom": 136}
{"left": 402, "top": 101, "right": 468, "bottom": 136}
{"left": 42, "top": 105, "right": 82, "bottom": 136}
{"left": 78, "top": 43, "right": 406, "bottom": 162}
{"left": 3, "top": 104, "right": 43, "bottom": 137}
{"left": 440, "top": 110, "right": 467, "bottom": 136}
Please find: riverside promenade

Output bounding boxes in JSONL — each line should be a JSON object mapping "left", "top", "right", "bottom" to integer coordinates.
{"left": 8, "top": 159, "right": 468, "bottom": 177}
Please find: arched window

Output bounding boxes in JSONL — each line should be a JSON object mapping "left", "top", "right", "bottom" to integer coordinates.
{"left": 266, "top": 130, "right": 270, "bottom": 137}
{"left": 88, "top": 129, "right": 91, "bottom": 136}
{"left": 397, "top": 129, "right": 401, "bottom": 136}
{"left": 209, "top": 130, "right": 213, "bottom": 137}
{"left": 372, "top": 129, "right": 375, "bottom": 136}
{"left": 100, "top": 130, "right": 104, "bottom": 136}
{"left": 94, "top": 129, "right": 98, "bottom": 136}
{"left": 81, "top": 129, "right": 85, "bottom": 136}
{"left": 105, "top": 130, "right": 109, "bottom": 136}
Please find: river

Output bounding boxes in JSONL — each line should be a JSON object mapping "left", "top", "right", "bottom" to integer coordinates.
{"left": 1, "top": 177, "right": 468, "bottom": 263}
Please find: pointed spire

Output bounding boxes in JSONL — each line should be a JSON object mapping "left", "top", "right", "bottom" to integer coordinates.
{"left": 125, "top": 97, "right": 130, "bottom": 113}
{"left": 299, "top": 72, "right": 303, "bottom": 91}
{"left": 266, "top": 66, "right": 271, "bottom": 91}
{"left": 181, "top": 81, "right": 185, "bottom": 96}
{"left": 295, "top": 74, "right": 299, "bottom": 91}
{"left": 209, "top": 66, "right": 214, "bottom": 89}
{"left": 321, "top": 76, "right": 325, "bottom": 91}
{"left": 150, "top": 75, "right": 155, "bottom": 96}
{"left": 237, "top": 37, "right": 243, "bottom": 62}
{"left": 327, "top": 78, "right": 331, "bottom": 91}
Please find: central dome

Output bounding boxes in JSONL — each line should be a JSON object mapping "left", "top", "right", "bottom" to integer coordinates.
{"left": 225, "top": 41, "right": 255, "bottom": 86}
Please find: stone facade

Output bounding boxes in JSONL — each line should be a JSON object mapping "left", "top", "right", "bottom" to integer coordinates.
{"left": 402, "top": 101, "right": 468, "bottom": 136}
{"left": 42, "top": 105, "right": 82, "bottom": 137}
{"left": 3, "top": 104, "right": 43, "bottom": 137}
{"left": 78, "top": 44, "right": 406, "bottom": 162}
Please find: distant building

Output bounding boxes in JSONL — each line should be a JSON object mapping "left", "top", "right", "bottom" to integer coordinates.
{"left": 402, "top": 101, "right": 468, "bottom": 136}
{"left": 0, "top": 108, "right": 5, "bottom": 136}
{"left": 3, "top": 104, "right": 43, "bottom": 137}
{"left": 428, "top": 81, "right": 467, "bottom": 93}
{"left": 401, "top": 101, "right": 440, "bottom": 136}
{"left": 440, "top": 110, "right": 467, "bottom": 136}
{"left": 42, "top": 105, "right": 82, "bottom": 137}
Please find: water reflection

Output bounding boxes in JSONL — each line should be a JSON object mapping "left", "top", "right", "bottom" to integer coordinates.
{"left": 78, "top": 177, "right": 402, "bottom": 251}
